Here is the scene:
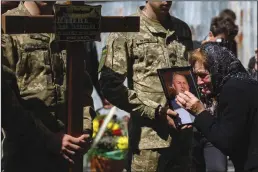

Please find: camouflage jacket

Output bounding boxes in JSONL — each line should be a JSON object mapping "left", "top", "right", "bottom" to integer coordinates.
{"left": 2, "top": 3, "right": 95, "bottom": 136}
{"left": 99, "top": 7, "right": 193, "bottom": 149}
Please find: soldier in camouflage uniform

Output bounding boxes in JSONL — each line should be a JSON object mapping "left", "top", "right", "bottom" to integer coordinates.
{"left": 2, "top": 2, "right": 95, "bottom": 172}
{"left": 99, "top": 1, "right": 193, "bottom": 172}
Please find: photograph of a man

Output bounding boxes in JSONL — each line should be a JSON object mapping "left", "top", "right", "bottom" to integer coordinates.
{"left": 169, "top": 73, "right": 195, "bottom": 124}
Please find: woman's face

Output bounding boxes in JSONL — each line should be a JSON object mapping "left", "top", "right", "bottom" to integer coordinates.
{"left": 193, "top": 61, "right": 212, "bottom": 96}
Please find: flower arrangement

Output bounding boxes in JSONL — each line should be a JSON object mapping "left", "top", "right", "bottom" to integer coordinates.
{"left": 88, "top": 114, "right": 129, "bottom": 161}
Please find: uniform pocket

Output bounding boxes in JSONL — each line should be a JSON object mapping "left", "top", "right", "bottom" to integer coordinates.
{"left": 131, "top": 150, "right": 159, "bottom": 172}
{"left": 17, "top": 42, "right": 51, "bottom": 91}
{"left": 133, "top": 38, "right": 161, "bottom": 67}
{"left": 167, "top": 40, "right": 188, "bottom": 67}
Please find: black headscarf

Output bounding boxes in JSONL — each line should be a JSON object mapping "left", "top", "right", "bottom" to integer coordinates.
{"left": 200, "top": 42, "right": 256, "bottom": 97}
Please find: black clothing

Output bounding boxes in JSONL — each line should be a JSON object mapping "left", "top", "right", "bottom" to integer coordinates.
{"left": 191, "top": 132, "right": 227, "bottom": 172}
{"left": 195, "top": 78, "right": 258, "bottom": 172}
{"left": 1, "top": 66, "right": 66, "bottom": 172}
{"left": 230, "top": 40, "right": 238, "bottom": 58}
{"left": 194, "top": 42, "right": 258, "bottom": 172}
{"left": 195, "top": 43, "right": 258, "bottom": 171}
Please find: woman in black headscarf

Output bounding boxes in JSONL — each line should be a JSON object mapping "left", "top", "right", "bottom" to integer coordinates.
{"left": 174, "top": 42, "right": 258, "bottom": 172}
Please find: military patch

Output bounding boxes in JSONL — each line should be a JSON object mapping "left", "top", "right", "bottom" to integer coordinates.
{"left": 98, "top": 45, "right": 108, "bottom": 72}
{"left": 23, "top": 43, "right": 49, "bottom": 51}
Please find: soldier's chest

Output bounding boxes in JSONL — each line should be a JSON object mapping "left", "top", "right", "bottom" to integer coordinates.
{"left": 16, "top": 34, "right": 67, "bottom": 75}
{"left": 131, "top": 33, "right": 186, "bottom": 68}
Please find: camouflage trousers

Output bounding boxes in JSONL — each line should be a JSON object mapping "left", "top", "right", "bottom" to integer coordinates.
{"left": 127, "top": 128, "right": 193, "bottom": 172}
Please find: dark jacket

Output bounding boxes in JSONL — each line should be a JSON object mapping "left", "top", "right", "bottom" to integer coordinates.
{"left": 194, "top": 78, "right": 258, "bottom": 172}
{"left": 1, "top": 65, "right": 65, "bottom": 172}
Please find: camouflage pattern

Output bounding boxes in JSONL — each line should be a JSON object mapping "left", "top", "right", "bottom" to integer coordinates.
{"left": 131, "top": 145, "right": 192, "bottom": 172}
{"left": 130, "top": 149, "right": 159, "bottom": 172}
{"left": 99, "top": 6, "right": 193, "bottom": 150}
{"left": 2, "top": 2, "right": 95, "bottom": 171}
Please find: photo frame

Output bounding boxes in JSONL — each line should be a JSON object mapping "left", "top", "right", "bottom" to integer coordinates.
{"left": 157, "top": 66, "right": 201, "bottom": 126}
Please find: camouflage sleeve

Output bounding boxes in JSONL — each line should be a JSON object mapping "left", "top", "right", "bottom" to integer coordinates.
{"left": 99, "top": 33, "right": 157, "bottom": 120}
{"left": 1, "top": 34, "right": 18, "bottom": 72}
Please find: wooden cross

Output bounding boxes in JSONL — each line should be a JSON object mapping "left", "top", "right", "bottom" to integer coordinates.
{"left": 1, "top": 2, "right": 139, "bottom": 172}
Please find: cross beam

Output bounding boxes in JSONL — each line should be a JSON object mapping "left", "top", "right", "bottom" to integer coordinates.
{"left": 1, "top": 15, "right": 140, "bottom": 34}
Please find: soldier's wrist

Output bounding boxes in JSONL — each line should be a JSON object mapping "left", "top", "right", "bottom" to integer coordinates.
{"left": 155, "top": 105, "right": 168, "bottom": 119}
{"left": 155, "top": 105, "right": 161, "bottom": 119}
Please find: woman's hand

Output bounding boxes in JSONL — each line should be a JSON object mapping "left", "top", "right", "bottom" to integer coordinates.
{"left": 176, "top": 91, "right": 205, "bottom": 115}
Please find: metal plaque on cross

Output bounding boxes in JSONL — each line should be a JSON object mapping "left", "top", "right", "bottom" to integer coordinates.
{"left": 54, "top": 4, "right": 101, "bottom": 42}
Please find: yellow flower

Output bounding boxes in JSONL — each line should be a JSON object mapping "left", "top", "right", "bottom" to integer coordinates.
{"left": 107, "top": 122, "right": 114, "bottom": 129}
{"left": 92, "top": 132, "right": 96, "bottom": 138}
{"left": 117, "top": 136, "right": 128, "bottom": 150}
{"left": 112, "top": 123, "right": 120, "bottom": 130}
{"left": 93, "top": 120, "right": 99, "bottom": 133}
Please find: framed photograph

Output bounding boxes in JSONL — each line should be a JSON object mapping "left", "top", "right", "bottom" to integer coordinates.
{"left": 157, "top": 66, "right": 201, "bottom": 126}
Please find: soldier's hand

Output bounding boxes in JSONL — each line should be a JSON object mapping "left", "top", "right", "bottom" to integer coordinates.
{"left": 166, "top": 109, "right": 177, "bottom": 129}
{"left": 60, "top": 134, "right": 91, "bottom": 164}
{"left": 158, "top": 107, "right": 192, "bottom": 130}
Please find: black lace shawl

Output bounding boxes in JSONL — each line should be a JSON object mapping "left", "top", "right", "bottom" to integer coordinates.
{"left": 200, "top": 42, "right": 257, "bottom": 97}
